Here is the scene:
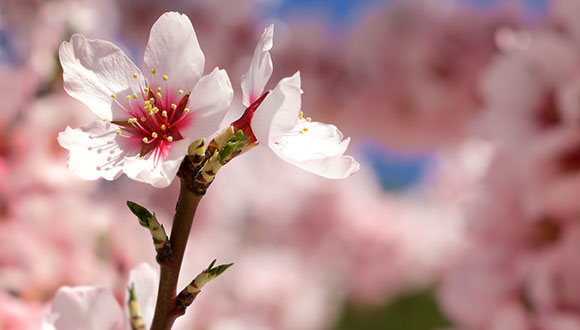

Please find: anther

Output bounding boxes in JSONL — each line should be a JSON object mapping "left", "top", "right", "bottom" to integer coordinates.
{"left": 299, "top": 111, "right": 303, "bottom": 120}
{"left": 126, "top": 95, "right": 132, "bottom": 100}
{"left": 162, "top": 75, "right": 168, "bottom": 81}
{"left": 299, "top": 131, "right": 304, "bottom": 134}
{"left": 132, "top": 93, "right": 138, "bottom": 99}
{"left": 171, "top": 104, "right": 177, "bottom": 110}
{"left": 142, "top": 137, "right": 149, "bottom": 143}
{"left": 151, "top": 69, "right": 157, "bottom": 74}
{"left": 303, "top": 128, "right": 309, "bottom": 132}
{"left": 161, "top": 125, "right": 167, "bottom": 130}
{"left": 167, "top": 136, "right": 173, "bottom": 142}
{"left": 144, "top": 87, "right": 149, "bottom": 93}
{"left": 111, "top": 94, "right": 116, "bottom": 99}
{"left": 162, "top": 111, "right": 168, "bottom": 117}
{"left": 141, "top": 117, "right": 147, "bottom": 122}
{"left": 116, "top": 130, "right": 121, "bottom": 135}
{"left": 157, "top": 87, "right": 162, "bottom": 92}
{"left": 157, "top": 92, "right": 162, "bottom": 99}
{"left": 306, "top": 117, "right": 312, "bottom": 122}
{"left": 178, "top": 90, "right": 184, "bottom": 95}
{"left": 133, "top": 73, "right": 138, "bottom": 78}
{"left": 184, "top": 108, "right": 190, "bottom": 113}
{"left": 152, "top": 132, "right": 158, "bottom": 138}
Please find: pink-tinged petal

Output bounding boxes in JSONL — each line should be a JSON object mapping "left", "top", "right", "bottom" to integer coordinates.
{"left": 251, "top": 72, "right": 302, "bottom": 145}
{"left": 241, "top": 24, "right": 274, "bottom": 106}
{"left": 185, "top": 67, "right": 234, "bottom": 139}
{"left": 59, "top": 34, "right": 145, "bottom": 121}
{"left": 58, "top": 120, "right": 129, "bottom": 181}
{"left": 270, "top": 121, "right": 360, "bottom": 179}
{"left": 144, "top": 12, "right": 205, "bottom": 93}
{"left": 123, "top": 139, "right": 189, "bottom": 188}
{"left": 42, "top": 287, "right": 124, "bottom": 330}
{"left": 128, "top": 263, "right": 157, "bottom": 328}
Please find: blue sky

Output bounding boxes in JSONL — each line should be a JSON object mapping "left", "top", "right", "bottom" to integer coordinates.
{"left": 268, "top": 0, "right": 551, "bottom": 28}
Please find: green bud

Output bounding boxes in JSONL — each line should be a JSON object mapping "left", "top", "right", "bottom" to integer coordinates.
{"left": 126, "top": 201, "right": 154, "bottom": 227}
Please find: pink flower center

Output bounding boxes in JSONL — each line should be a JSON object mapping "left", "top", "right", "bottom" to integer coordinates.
{"left": 110, "top": 72, "right": 192, "bottom": 162}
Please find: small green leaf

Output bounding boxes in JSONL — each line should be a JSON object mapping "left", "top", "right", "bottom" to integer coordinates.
{"left": 207, "top": 263, "right": 233, "bottom": 277}
{"left": 127, "top": 283, "right": 136, "bottom": 302}
{"left": 218, "top": 131, "right": 251, "bottom": 162}
{"left": 127, "top": 201, "right": 153, "bottom": 227}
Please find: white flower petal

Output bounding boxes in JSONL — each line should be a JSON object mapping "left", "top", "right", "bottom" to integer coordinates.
{"left": 270, "top": 121, "right": 360, "bottom": 179}
{"left": 251, "top": 71, "right": 302, "bottom": 145}
{"left": 123, "top": 139, "right": 189, "bottom": 188}
{"left": 241, "top": 25, "right": 274, "bottom": 107}
{"left": 42, "top": 287, "right": 124, "bottom": 330}
{"left": 128, "top": 264, "right": 158, "bottom": 329}
{"left": 58, "top": 120, "right": 130, "bottom": 181}
{"left": 59, "top": 34, "right": 145, "bottom": 121}
{"left": 144, "top": 12, "right": 205, "bottom": 93}
{"left": 185, "top": 67, "right": 234, "bottom": 139}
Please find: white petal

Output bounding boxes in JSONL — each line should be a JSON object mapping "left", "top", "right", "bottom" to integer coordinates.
{"left": 59, "top": 34, "right": 145, "bottom": 121}
{"left": 241, "top": 25, "right": 274, "bottom": 106}
{"left": 270, "top": 121, "right": 360, "bottom": 179}
{"left": 123, "top": 139, "right": 189, "bottom": 188}
{"left": 144, "top": 12, "right": 205, "bottom": 93}
{"left": 251, "top": 72, "right": 302, "bottom": 145}
{"left": 128, "top": 263, "right": 158, "bottom": 329}
{"left": 42, "top": 286, "right": 124, "bottom": 330}
{"left": 58, "top": 120, "right": 130, "bottom": 181}
{"left": 185, "top": 68, "right": 234, "bottom": 139}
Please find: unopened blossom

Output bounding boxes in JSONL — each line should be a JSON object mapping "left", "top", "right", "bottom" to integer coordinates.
{"left": 42, "top": 263, "right": 156, "bottom": 330}
{"left": 58, "top": 12, "right": 233, "bottom": 188}
{"left": 232, "top": 25, "right": 359, "bottom": 179}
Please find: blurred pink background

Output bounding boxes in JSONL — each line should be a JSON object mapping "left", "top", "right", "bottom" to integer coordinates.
{"left": 3, "top": 0, "right": 580, "bottom": 329}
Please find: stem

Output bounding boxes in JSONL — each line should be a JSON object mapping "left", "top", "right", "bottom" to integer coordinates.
{"left": 150, "top": 178, "right": 202, "bottom": 330}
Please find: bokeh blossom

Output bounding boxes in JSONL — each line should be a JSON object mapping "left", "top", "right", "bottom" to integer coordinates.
{"left": 4, "top": 0, "right": 580, "bottom": 330}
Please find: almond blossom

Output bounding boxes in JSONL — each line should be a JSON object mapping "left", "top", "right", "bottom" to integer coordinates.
{"left": 58, "top": 12, "right": 233, "bottom": 188}
{"left": 42, "top": 263, "right": 157, "bottom": 330}
{"left": 232, "top": 25, "right": 359, "bottom": 179}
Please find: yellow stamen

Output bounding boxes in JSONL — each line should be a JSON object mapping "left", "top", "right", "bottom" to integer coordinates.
{"left": 171, "top": 104, "right": 177, "bottom": 110}
{"left": 141, "top": 117, "right": 147, "bottom": 122}
{"left": 126, "top": 95, "right": 132, "bottom": 100}
{"left": 161, "top": 125, "right": 167, "bottom": 130}
{"left": 299, "top": 111, "right": 303, "bottom": 120}
{"left": 142, "top": 137, "right": 148, "bottom": 143}
{"left": 167, "top": 136, "right": 173, "bottom": 142}
{"left": 303, "top": 127, "right": 309, "bottom": 132}
{"left": 144, "top": 87, "right": 149, "bottom": 93}
{"left": 151, "top": 69, "right": 156, "bottom": 74}
{"left": 184, "top": 108, "right": 190, "bottom": 113}
{"left": 162, "top": 75, "right": 168, "bottom": 81}
{"left": 162, "top": 111, "right": 167, "bottom": 117}
{"left": 157, "top": 92, "right": 162, "bottom": 99}
{"left": 111, "top": 94, "right": 116, "bottom": 99}
{"left": 132, "top": 93, "right": 138, "bottom": 99}
{"left": 178, "top": 90, "right": 184, "bottom": 95}
{"left": 306, "top": 117, "right": 312, "bottom": 122}
{"left": 299, "top": 131, "right": 304, "bottom": 134}
{"left": 152, "top": 132, "right": 158, "bottom": 138}
{"left": 157, "top": 87, "right": 162, "bottom": 92}
{"left": 132, "top": 73, "right": 138, "bottom": 78}
{"left": 116, "top": 130, "right": 121, "bottom": 135}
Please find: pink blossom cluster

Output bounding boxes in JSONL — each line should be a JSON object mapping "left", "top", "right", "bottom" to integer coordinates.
{"left": 5, "top": 0, "right": 580, "bottom": 329}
